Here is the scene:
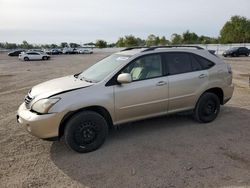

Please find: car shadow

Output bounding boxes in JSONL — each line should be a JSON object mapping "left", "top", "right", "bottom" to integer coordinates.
{"left": 50, "top": 106, "right": 250, "bottom": 188}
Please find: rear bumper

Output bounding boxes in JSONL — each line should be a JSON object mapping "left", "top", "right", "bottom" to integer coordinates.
{"left": 17, "top": 103, "right": 65, "bottom": 139}
{"left": 223, "top": 84, "right": 234, "bottom": 104}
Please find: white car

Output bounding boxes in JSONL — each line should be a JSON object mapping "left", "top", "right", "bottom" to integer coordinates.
{"left": 77, "top": 48, "right": 93, "bottom": 54}
{"left": 62, "top": 48, "right": 77, "bottom": 54}
{"left": 19, "top": 51, "right": 50, "bottom": 61}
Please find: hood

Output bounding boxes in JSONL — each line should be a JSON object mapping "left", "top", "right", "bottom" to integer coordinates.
{"left": 30, "top": 75, "right": 94, "bottom": 99}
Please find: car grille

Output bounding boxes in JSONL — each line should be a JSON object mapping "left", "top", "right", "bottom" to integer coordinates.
{"left": 24, "top": 90, "right": 34, "bottom": 109}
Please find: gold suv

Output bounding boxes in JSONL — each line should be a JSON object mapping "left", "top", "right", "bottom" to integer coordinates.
{"left": 17, "top": 46, "right": 234, "bottom": 153}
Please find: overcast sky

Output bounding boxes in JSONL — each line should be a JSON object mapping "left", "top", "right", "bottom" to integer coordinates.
{"left": 0, "top": 0, "right": 250, "bottom": 44}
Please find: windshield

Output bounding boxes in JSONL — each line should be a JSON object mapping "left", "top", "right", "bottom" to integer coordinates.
{"left": 228, "top": 47, "right": 238, "bottom": 51}
{"left": 77, "top": 54, "right": 130, "bottom": 82}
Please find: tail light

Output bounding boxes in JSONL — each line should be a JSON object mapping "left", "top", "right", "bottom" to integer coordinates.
{"left": 227, "top": 64, "right": 232, "bottom": 74}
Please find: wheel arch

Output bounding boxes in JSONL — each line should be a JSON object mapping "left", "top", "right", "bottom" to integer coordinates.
{"left": 58, "top": 106, "right": 113, "bottom": 138}
{"left": 201, "top": 87, "right": 224, "bottom": 105}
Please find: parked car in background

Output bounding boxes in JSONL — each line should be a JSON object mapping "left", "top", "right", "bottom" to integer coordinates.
{"left": 17, "top": 45, "right": 234, "bottom": 153}
{"left": 46, "top": 49, "right": 62, "bottom": 55}
{"left": 19, "top": 51, "right": 50, "bottom": 61}
{"left": 62, "top": 48, "right": 78, "bottom": 54}
{"left": 77, "top": 48, "right": 93, "bottom": 54}
{"left": 8, "top": 50, "right": 25, "bottom": 56}
{"left": 28, "top": 49, "right": 45, "bottom": 53}
{"left": 223, "top": 47, "right": 249, "bottom": 57}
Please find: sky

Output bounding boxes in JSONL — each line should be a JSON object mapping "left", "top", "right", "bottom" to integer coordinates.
{"left": 0, "top": 0, "right": 250, "bottom": 44}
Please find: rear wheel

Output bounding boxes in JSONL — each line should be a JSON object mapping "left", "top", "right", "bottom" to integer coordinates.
{"left": 64, "top": 111, "right": 108, "bottom": 153}
{"left": 24, "top": 57, "right": 29, "bottom": 61}
{"left": 245, "top": 53, "right": 249, "bottom": 56}
{"left": 194, "top": 92, "right": 220, "bottom": 123}
{"left": 233, "top": 53, "right": 238, "bottom": 57}
{"left": 42, "top": 56, "right": 48, "bottom": 60}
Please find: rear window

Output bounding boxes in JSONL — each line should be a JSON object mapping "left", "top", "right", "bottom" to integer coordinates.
{"left": 193, "top": 55, "right": 214, "bottom": 69}
{"left": 190, "top": 55, "right": 203, "bottom": 71}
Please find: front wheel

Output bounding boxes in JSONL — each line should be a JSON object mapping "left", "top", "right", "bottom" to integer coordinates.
{"left": 24, "top": 57, "right": 29, "bottom": 61}
{"left": 194, "top": 92, "right": 220, "bottom": 123}
{"left": 64, "top": 111, "right": 108, "bottom": 153}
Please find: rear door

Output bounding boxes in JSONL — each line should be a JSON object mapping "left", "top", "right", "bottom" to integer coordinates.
{"left": 26, "top": 52, "right": 35, "bottom": 60}
{"left": 32, "top": 52, "right": 41, "bottom": 60}
{"left": 239, "top": 47, "right": 248, "bottom": 55}
{"left": 165, "top": 52, "right": 212, "bottom": 113}
{"left": 114, "top": 54, "right": 168, "bottom": 123}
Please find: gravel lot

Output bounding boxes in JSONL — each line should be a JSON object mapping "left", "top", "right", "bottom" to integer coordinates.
{"left": 0, "top": 52, "right": 250, "bottom": 188}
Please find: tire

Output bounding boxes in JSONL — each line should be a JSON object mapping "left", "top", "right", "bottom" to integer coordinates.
{"left": 245, "top": 53, "right": 249, "bottom": 57}
{"left": 194, "top": 92, "right": 220, "bottom": 123}
{"left": 64, "top": 111, "right": 108, "bottom": 153}
{"left": 24, "top": 57, "right": 29, "bottom": 61}
{"left": 42, "top": 56, "right": 48, "bottom": 60}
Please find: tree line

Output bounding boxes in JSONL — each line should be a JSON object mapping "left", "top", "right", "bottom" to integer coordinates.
{"left": 1, "top": 15, "right": 250, "bottom": 49}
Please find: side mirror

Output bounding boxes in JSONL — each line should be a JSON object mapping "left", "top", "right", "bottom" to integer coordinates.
{"left": 117, "top": 73, "right": 132, "bottom": 84}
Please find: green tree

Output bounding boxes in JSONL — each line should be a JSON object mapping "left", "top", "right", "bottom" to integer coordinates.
{"left": 4, "top": 42, "right": 18, "bottom": 49}
{"left": 182, "top": 30, "right": 199, "bottom": 44}
{"left": 107, "top": 43, "right": 116, "bottom": 48}
{"left": 199, "top": 35, "right": 218, "bottom": 44}
{"left": 159, "top": 36, "right": 169, "bottom": 45}
{"left": 19, "top": 40, "right": 33, "bottom": 49}
{"left": 50, "top": 44, "right": 58, "bottom": 48}
{"left": 220, "top": 15, "right": 250, "bottom": 43}
{"left": 69, "top": 43, "right": 81, "bottom": 48}
{"left": 124, "top": 35, "right": 139, "bottom": 47}
{"left": 95, "top": 40, "right": 107, "bottom": 48}
{"left": 84, "top": 42, "right": 95, "bottom": 46}
{"left": 0, "top": 42, "right": 4, "bottom": 49}
{"left": 41, "top": 44, "right": 50, "bottom": 49}
{"left": 171, "top": 33, "right": 182, "bottom": 44}
{"left": 116, "top": 37, "right": 125, "bottom": 47}
{"left": 146, "top": 34, "right": 159, "bottom": 46}
{"left": 136, "top": 37, "right": 146, "bottom": 46}
{"left": 60, "top": 42, "right": 68, "bottom": 48}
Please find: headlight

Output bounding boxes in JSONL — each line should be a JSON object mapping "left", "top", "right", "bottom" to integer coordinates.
{"left": 32, "top": 98, "right": 60, "bottom": 114}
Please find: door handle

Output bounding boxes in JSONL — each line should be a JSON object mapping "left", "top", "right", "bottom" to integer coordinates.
{"left": 199, "top": 74, "right": 207, "bottom": 79}
{"left": 156, "top": 81, "right": 167, "bottom": 86}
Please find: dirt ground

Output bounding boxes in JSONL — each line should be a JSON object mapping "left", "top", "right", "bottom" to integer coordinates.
{"left": 0, "top": 52, "right": 250, "bottom": 188}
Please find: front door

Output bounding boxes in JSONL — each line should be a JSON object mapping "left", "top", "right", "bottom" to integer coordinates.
{"left": 114, "top": 54, "right": 168, "bottom": 124}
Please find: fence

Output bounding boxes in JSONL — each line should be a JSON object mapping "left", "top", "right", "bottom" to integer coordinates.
{"left": 94, "top": 43, "right": 250, "bottom": 55}
{"left": 1, "top": 43, "right": 250, "bottom": 55}
{"left": 198, "top": 43, "right": 250, "bottom": 54}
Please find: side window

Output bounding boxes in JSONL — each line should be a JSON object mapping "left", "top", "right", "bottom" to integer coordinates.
{"left": 194, "top": 55, "right": 214, "bottom": 69}
{"left": 166, "top": 53, "right": 192, "bottom": 75}
{"left": 190, "top": 54, "right": 203, "bottom": 71}
{"left": 28, "top": 52, "right": 37, "bottom": 55}
{"left": 122, "top": 54, "right": 162, "bottom": 81}
{"left": 239, "top": 47, "right": 247, "bottom": 53}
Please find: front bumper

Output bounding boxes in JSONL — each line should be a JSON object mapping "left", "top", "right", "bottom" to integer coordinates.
{"left": 17, "top": 103, "right": 65, "bottom": 139}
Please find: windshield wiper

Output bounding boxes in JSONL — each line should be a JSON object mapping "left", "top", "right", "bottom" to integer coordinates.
{"left": 74, "top": 72, "right": 81, "bottom": 78}
{"left": 80, "top": 77, "right": 95, "bottom": 83}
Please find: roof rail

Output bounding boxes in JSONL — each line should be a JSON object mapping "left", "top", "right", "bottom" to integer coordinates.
{"left": 142, "top": 45, "right": 204, "bottom": 52}
{"left": 120, "top": 46, "right": 147, "bottom": 52}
